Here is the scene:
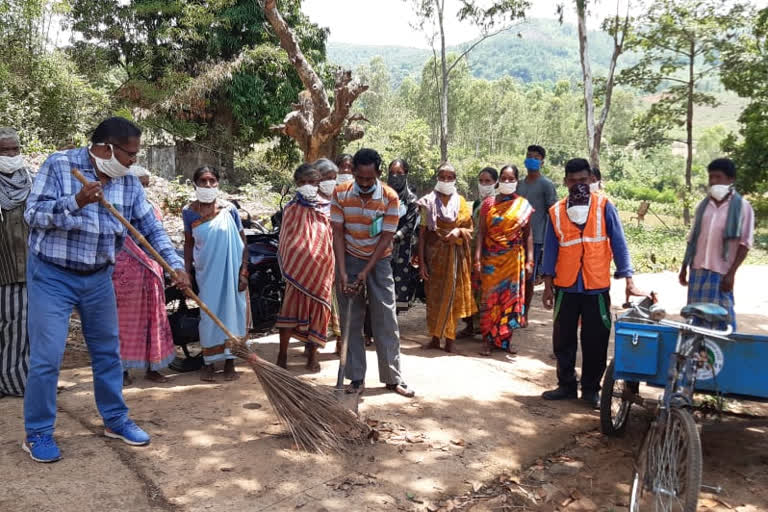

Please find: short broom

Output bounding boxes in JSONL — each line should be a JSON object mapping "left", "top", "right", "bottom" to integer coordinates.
{"left": 72, "top": 169, "right": 371, "bottom": 454}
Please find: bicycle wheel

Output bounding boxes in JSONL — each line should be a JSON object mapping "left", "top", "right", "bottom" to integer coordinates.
{"left": 629, "top": 408, "right": 702, "bottom": 512}
{"left": 600, "top": 359, "right": 639, "bottom": 436}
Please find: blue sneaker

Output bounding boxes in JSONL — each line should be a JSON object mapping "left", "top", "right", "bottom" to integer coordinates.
{"left": 23, "top": 434, "right": 62, "bottom": 463}
{"left": 104, "top": 419, "right": 150, "bottom": 446}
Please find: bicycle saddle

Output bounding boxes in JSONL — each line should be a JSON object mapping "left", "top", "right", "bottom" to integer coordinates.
{"left": 680, "top": 303, "right": 728, "bottom": 324}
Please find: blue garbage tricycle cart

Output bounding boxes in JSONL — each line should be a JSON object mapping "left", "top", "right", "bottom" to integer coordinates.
{"left": 600, "top": 299, "right": 768, "bottom": 512}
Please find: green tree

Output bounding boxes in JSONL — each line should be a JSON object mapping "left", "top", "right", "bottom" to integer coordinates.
{"left": 405, "top": 0, "right": 529, "bottom": 161}
{"left": 0, "top": 0, "right": 111, "bottom": 147}
{"left": 355, "top": 57, "right": 392, "bottom": 125}
{"left": 69, "top": 0, "right": 329, "bottom": 173}
{"left": 618, "top": 0, "right": 745, "bottom": 224}
{"left": 720, "top": 7, "right": 768, "bottom": 194}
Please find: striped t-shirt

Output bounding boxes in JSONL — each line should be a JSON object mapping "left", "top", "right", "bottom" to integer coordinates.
{"left": 331, "top": 181, "right": 399, "bottom": 259}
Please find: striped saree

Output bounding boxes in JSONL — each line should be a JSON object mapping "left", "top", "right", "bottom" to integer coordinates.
{"left": 276, "top": 195, "right": 335, "bottom": 347}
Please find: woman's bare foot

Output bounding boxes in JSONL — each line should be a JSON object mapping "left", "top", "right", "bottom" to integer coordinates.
{"left": 479, "top": 342, "right": 492, "bottom": 356}
{"left": 123, "top": 371, "right": 134, "bottom": 387}
{"left": 223, "top": 359, "right": 239, "bottom": 381}
{"left": 445, "top": 339, "right": 456, "bottom": 353}
{"left": 424, "top": 336, "right": 441, "bottom": 350}
{"left": 200, "top": 364, "right": 216, "bottom": 382}
{"left": 276, "top": 353, "right": 288, "bottom": 370}
{"left": 145, "top": 370, "right": 169, "bottom": 383}
{"left": 506, "top": 345, "right": 518, "bottom": 355}
{"left": 305, "top": 346, "right": 321, "bottom": 372}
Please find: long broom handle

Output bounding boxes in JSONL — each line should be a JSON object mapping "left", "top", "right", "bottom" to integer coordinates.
{"left": 71, "top": 169, "right": 241, "bottom": 343}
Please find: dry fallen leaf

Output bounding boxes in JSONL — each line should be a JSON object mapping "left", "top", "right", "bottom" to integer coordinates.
{"left": 451, "top": 439, "right": 466, "bottom": 447}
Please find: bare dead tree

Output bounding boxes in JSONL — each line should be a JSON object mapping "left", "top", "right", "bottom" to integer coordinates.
{"left": 262, "top": 0, "right": 369, "bottom": 162}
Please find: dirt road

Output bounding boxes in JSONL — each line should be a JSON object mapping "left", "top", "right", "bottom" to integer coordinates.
{"left": 1, "top": 267, "right": 766, "bottom": 511}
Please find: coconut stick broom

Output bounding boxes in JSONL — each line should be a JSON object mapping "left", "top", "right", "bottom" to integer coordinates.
{"left": 72, "top": 169, "right": 370, "bottom": 454}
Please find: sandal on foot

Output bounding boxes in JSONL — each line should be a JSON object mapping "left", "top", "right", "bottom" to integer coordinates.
{"left": 345, "top": 380, "right": 364, "bottom": 394}
{"left": 386, "top": 383, "right": 415, "bottom": 398}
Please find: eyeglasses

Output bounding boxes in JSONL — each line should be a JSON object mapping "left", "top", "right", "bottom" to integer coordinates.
{"left": 96, "top": 143, "right": 142, "bottom": 159}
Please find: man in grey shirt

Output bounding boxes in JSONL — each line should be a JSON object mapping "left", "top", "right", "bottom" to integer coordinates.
{"left": 516, "top": 144, "right": 558, "bottom": 324}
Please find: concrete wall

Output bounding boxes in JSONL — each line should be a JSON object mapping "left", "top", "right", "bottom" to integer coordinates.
{"left": 138, "top": 146, "right": 176, "bottom": 181}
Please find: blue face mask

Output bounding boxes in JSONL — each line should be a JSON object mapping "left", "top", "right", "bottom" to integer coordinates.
{"left": 355, "top": 180, "right": 378, "bottom": 195}
{"left": 524, "top": 157, "right": 542, "bottom": 172}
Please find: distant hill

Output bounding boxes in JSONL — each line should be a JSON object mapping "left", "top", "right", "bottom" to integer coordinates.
{"left": 327, "top": 18, "right": 637, "bottom": 87}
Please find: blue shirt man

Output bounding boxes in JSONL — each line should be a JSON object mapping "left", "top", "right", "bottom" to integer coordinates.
{"left": 22, "top": 117, "right": 189, "bottom": 463}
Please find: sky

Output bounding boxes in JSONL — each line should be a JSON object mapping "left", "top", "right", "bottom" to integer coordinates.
{"left": 301, "top": 0, "right": 768, "bottom": 48}
{"left": 302, "top": 0, "right": 624, "bottom": 48}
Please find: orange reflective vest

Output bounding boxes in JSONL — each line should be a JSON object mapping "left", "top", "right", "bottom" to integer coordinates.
{"left": 548, "top": 192, "right": 613, "bottom": 290}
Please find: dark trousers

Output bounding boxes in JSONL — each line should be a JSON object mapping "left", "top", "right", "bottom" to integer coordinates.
{"left": 552, "top": 290, "right": 611, "bottom": 393}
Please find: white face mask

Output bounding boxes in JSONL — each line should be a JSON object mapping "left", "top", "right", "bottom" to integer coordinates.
{"left": 498, "top": 181, "right": 517, "bottom": 195}
{"left": 89, "top": 144, "right": 131, "bottom": 178}
{"left": 296, "top": 184, "right": 319, "bottom": 201}
{"left": 336, "top": 173, "right": 354, "bottom": 184}
{"left": 566, "top": 205, "right": 590, "bottom": 225}
{"left": 709, "top": 184, "right": 731, "bottom": 202}
{"left": 478, "top": 183, "right": 496, "bottom": 199}
{"left": 318, "top": 180, "right": 336, "bottom": 197}
{"left": 196, "top": 186, "right": 218, "bottom": 203}
{"left": 589, "top": 182, "right": 600, "bottom": 193}
{"left": 435, "top": 180, "right": 456, "bottom": 196}
{"left": 0, "top": 154, "right": 24, "bottom": 174}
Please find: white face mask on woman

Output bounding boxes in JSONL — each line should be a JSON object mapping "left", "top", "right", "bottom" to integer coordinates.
{"left": 435, "top": 180, "right": 456, "bottom": 196}
{"left": 318, "top": 180, "right": 336, "bottom": 197}
{"left": 498, "top": 181, "right": 517, "bottom": 195}
{"left": 709, "top": 184, "right": 731, "bottom": 202}
{"left": 478, "top": 183, "right": 495, "bottom": 199}
{"left": 0, "top": 155, "right": 24, "bottom": 174}
{"left": 196, "top": 186, "right": 218, "bottom": 204}
{"left": 296, "top": 184, "right": 319, "bottom": 201}
{"left": 89, "top": 144, "right": 131, "bottom": 178}
{"left": 336, "top": 173, "right": 354, "bottom": 184}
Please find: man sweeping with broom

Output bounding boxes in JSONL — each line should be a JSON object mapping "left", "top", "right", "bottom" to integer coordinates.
{"left": 22, "top": 117, "right": 190, "bottom": 462}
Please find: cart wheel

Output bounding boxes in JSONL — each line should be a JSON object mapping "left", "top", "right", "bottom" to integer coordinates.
{"left": 600, "top": 359, "right": 638, "bottom": 436}
{"left": 629, "top": 407, "right": 702, "bottom": 512}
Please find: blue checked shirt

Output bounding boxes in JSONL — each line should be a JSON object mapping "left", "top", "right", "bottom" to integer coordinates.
{"left": 25, "top": 147, "right": 184, "bottom": 272}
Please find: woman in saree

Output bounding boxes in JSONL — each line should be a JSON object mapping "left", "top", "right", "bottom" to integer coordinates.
{"left": 459, "top": 166, "right": 499, "bottom": 338}
{"left": 114, "top": 166, "right": 175, "bottom": 385}
{"left": 417, "top": 163, "right": 475, "bottom": 353}
{"left": 362, "top": 158, "right": 421, "bottom": 346}
{"left": 475, "top": 165, "right": 534, "bottom": 356}
{"left": 275, "top": 163, "right": 335, "bottom": 372}
{"left": 313, "top": 158, "right": 342, "bottom": 349}
{"left": 183, "top": 166, "right": 248, "bottom": 382}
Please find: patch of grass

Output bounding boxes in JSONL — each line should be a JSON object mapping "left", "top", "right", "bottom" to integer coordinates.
{"left": 624, "top": 225, "right": 688, "bottom": 273}
{"left": 623, "top": 225, "right": 768, "bottom": 273}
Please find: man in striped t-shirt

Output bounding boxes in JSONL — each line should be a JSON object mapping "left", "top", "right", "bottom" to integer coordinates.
{"left": 331, "top": 148, "right": 414, "bottom": 397}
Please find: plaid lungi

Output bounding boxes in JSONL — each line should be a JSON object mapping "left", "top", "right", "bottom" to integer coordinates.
{"left": 687, "top": 268, "right": 736, "bottom": 330}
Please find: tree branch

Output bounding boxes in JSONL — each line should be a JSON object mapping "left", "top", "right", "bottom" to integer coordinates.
{"left": 261, "top": 0, "right": 331, "bottom": 119}
{"left": 597, "top": 3, "right": 630, "bottom": 132}
{"left": 317, "top": 70, "right": 368, "bottom": 139}
{"left": 445, "top": 22, "right": 521, "bottom": 77}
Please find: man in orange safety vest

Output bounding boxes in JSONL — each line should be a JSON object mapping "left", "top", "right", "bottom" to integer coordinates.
{"left": 540, "top": 158, "right": 644, "bottom": 408}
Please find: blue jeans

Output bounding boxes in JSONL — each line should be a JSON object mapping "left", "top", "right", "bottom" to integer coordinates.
{"left": 24, "top": 253, "right": 129, "bottom": 436}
